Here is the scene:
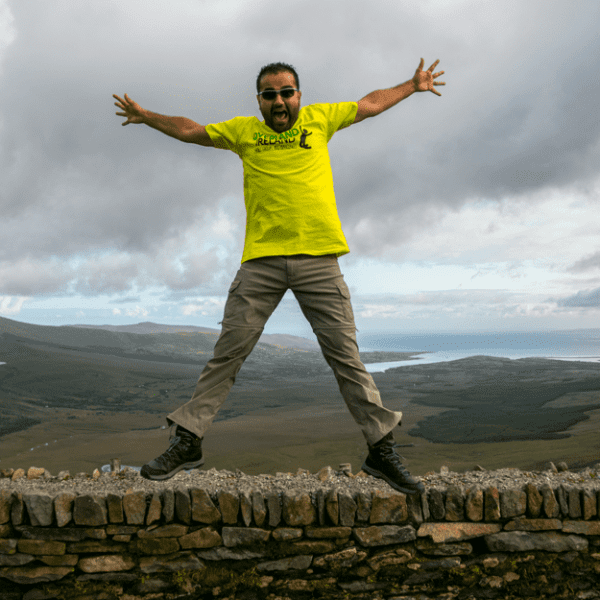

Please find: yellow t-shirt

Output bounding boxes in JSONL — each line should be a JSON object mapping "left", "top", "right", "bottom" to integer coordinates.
{"left": 205, "top": 102, "right": 358, "bottom": 263}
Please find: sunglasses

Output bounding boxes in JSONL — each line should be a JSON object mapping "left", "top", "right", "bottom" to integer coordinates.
{"left": 257, "top": 88, "right": 299, "bottom": 101}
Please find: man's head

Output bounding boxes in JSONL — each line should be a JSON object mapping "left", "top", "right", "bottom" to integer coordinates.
{"left": 256, "top": 62, "right": 301, "bottom": 133}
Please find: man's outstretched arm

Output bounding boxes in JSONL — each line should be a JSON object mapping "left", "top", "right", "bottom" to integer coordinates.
{"left": 353, "top": 58, "right": 445, "bottom": 124}
{"left": 113, "top": 93, "right": 215, "bottom": 147}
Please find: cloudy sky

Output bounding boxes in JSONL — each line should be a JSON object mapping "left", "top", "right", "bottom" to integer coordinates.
{"left": 1, "top": 0, "right": 600, "bottom": 337}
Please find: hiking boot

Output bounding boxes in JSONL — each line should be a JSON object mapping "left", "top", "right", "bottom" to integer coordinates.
{"left": 140, "top": 426, "right": 204, "bottom": 481}
{"left": 361, "top": 432, "right": 424, "bottom": 494}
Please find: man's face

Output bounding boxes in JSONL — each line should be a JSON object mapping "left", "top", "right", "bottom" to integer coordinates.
{"left": 257, "top": 71, "right": 302, "bottom": 133}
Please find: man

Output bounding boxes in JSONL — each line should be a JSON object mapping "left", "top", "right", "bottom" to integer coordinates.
{"left": 113, "top": 58, "right": 445, "bottom": 493}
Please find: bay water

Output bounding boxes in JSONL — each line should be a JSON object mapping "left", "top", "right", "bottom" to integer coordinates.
{"left": 360, "top": 329, "right": 600, "bottom": 372}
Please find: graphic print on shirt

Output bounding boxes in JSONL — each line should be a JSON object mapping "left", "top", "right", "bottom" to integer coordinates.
{"left": 251, "top": 127, "right": 313, "bottom": 153}
{"left": 299, "top": 129, "right": 312, "bottom": 149}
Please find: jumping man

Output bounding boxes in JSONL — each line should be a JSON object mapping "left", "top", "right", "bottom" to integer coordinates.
{"left": 113, "top": 58, "right": 445, "bottom": 493}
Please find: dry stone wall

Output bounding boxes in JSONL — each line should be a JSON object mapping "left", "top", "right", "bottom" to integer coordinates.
{"left": 0, "top": 464, "right": 600, "bottom": 600}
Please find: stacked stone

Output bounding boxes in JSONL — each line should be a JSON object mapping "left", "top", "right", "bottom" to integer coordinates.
{"left": 0, "top": 483, "right": 599, "bottom": 598}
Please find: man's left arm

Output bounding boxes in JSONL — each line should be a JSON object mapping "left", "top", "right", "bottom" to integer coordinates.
{"left": 353, "top": 58, "right": 445, "bottom": 124}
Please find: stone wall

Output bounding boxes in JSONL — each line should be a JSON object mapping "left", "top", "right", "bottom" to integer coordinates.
{"left": 1, "top": 465, "right": 600, "bottom": 600}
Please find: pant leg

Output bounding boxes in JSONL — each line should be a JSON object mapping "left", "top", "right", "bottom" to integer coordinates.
{"left": 167, "top": 257, "right": 288, "bottom": 438}
{"left": 289, "top": 255, "right": 402, "bottom": 446}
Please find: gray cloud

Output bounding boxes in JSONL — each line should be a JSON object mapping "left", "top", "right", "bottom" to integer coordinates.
{"left": 556, "top": 287, "right": 600, "bottom": 308}
{"left": 568, "top": 252, "right": 600, "bottom": 274}
{"left": 1, "top": 0, "right": 600, "bottom": 297}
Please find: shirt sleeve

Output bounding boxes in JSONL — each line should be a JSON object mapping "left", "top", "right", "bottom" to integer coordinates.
{"left": 205, "top": 117, "right": 248, "bottom": 154}
{"left": 322, "top": 102, "right": 358, "bottom": 141}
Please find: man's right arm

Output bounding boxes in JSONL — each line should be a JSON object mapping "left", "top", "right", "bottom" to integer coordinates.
{"left": 113, "top": 93, "right": 215, "bottom": 147}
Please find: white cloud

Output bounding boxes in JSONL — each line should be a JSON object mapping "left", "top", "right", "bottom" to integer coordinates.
{"left": 0, "top": 295, "right": 28, "bottom": 315}
{"left": 181, "top": 298, "right": 225, "bottom": 317}
{"left": 124, "top": 306, "right": 149, "bottom": 318}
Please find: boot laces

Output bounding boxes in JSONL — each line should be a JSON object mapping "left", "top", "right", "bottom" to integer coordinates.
{"left": 378, "top": 443, "right": 409, "bottom": 471}
{"left": 161, "top": 426, "right": 193, "bottom": 460}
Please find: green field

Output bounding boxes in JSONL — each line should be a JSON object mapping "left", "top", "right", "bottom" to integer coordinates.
{"left": 2, "top": 316, "right": 600, "bottom": 475}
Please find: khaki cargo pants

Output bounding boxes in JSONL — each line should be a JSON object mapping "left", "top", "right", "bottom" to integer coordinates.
{"left": 167, "top": 254, "right": 401, "bottom": 446}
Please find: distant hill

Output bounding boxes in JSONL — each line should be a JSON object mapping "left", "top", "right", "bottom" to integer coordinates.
{"left": 69, "top": 321, "right": 321, "bottom": 351}
{"left": 0, "top": 315, "right": 331, "bottom": 440}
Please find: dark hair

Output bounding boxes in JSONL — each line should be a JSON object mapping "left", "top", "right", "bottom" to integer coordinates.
{"left": 256, "top": 62, "right": 300, "bottom": 93}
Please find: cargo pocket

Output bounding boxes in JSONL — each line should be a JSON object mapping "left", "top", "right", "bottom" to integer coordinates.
{"left": 336, "top": 279, "right": 355, "bottom": 324}
{"left": 222, "top": 279, "right": 243, "bottom": 322}
{"left": 228, "top": 280, "right": 241, "bottom": 294}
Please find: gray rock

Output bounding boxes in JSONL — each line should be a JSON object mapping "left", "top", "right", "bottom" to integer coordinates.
{"left": 266, "top": 491, "right": 281, "bottom": 527}
{"left": 485, "top": 531, "right": 588, "bottom": 552}
{"left": 407, "top": 491, "right": 423, "bottom": 525}
{"left": 316, "top": 489, "right": 326, "bottom": 525}
{"left": 325, "top": 489, "right": 338, "bottom": 525}
{"left": 122, "top": 491, "right": 147, "bottom": 525}
{"left": 500, "top": 488, "right": 527, "bottom": 519}
{"left": 355, "top": 491, "right": 371, "bottom": 522}
{"left": 416, "top": 539, "right": 473, "bottom": 556}
{"left": 484, "top": 486, "right": 501, "bottom": 521}
{"left": 256, "top": 554, "right": 312, "bottom": 571}
{"left": 525, "top": 483, "right": 543, "bottom": 518}
{"left": 583, "top": 489, "right": 597, "bottom": 520}
{"left": 215, "top": 490, "right": 237, "bottom": 525}
{"left": 0, "top": 553, "right": 36, "bottom": 566}
{"left": 540, "top": 484, "right": 560, "bottom": 518}
{"left": 465, "top": 487, "right": 483, "bottom": 522}
{"left": 568, "top": 487, "right": 582, "bottom": 519}
{"left": 557, "top": 486, "right": 569, "bottom": 516}
{"left": 10, "top": 493, "right": 24, "bottom": 526}
{"left": 191, "top": 488, "right": 220, "bottom": 524}
{"left": 420, "top": 491, "right": 430, "bottom": 522}
{"left": 252, "top": 490, "right": 267, "bottom": 527}
{"left": 282, "top": 491, "right": 316, "bottom": 526}
{"left": 0, "top": 565, "right": 72, "bottom": 584}
{"left": 54, "top": 492, "right": 76, "bottom": 528}
{"left": 161, "top": 489, "right": 174, "bottom": 523}
{"left": 222, "top": 527, "right": 270, "bottom": 547}
{"left": 353, "top": 524, "right": 416, "bottom": 547}
{"left": 338, "top": 491, "right": 357, "bottom": 527}
{"left": 428, "top": 488, "right": 445, "bottom": 520}
{"left": 78, "top": 554, "right": 136, "bottom": 573}
{"left": 0, "top": 490, "right": 13, "bottom": 524}
{"left": 444, "top": 485, "right": 464, "bottom": 521}
{"left": 239, "top": 489, "right": 252, "bottom": 527}
{"left": 139, "top": 550, "right": 205, "bottom": 573}
{"left": 73, "top": 495, "right": 107, "bottom": 526}
{"left": 106, "top": 493, "right": 124, "bottom": 524}
{"left": 175, "top": 487, "right": 191, "bottom": 524}
{"left": 197, "top": 546, "right": 266, "bottom": 560}
{"left": 23, "top": 493, "right": 54, "bottom": 527}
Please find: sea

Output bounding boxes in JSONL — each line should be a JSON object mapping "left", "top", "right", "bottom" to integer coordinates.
{"left": 359, "top": 329, "right": 600, "bottom": 373}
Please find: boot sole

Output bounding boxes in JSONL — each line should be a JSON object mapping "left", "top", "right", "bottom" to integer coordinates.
{"left": 141, "top": 457, "right": 205, "bottom": 481}
{"left": 361, "top": 461, "right": 423, "bottom": 495}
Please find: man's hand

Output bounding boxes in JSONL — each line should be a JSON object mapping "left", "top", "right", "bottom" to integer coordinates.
{"left": 354, "top": 58, "right": 446, "bottom": 123}
{"left": 412, "top": 58, "right": 445, "bottom": 96}
{"left": 112, "top": 92, "right": 214, "bottom": 146}
{"left": 114, "top": 93, "right": 146, "bottom": 125}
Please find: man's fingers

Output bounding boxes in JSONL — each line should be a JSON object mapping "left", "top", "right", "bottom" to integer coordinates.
{"left": 417, "top": 57, "right": 425, "bottom": 71}
{"left": 432, "top": 89, "right": 442, "bottom": 96}
{"left": 433, "top": 70, "right": 444, "bottom": 78}
{"left": 434, "top": 81, "right": 446, "bottom": 86}
{"left": 428, "top": 59, "right": 440, "bottom": 72}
